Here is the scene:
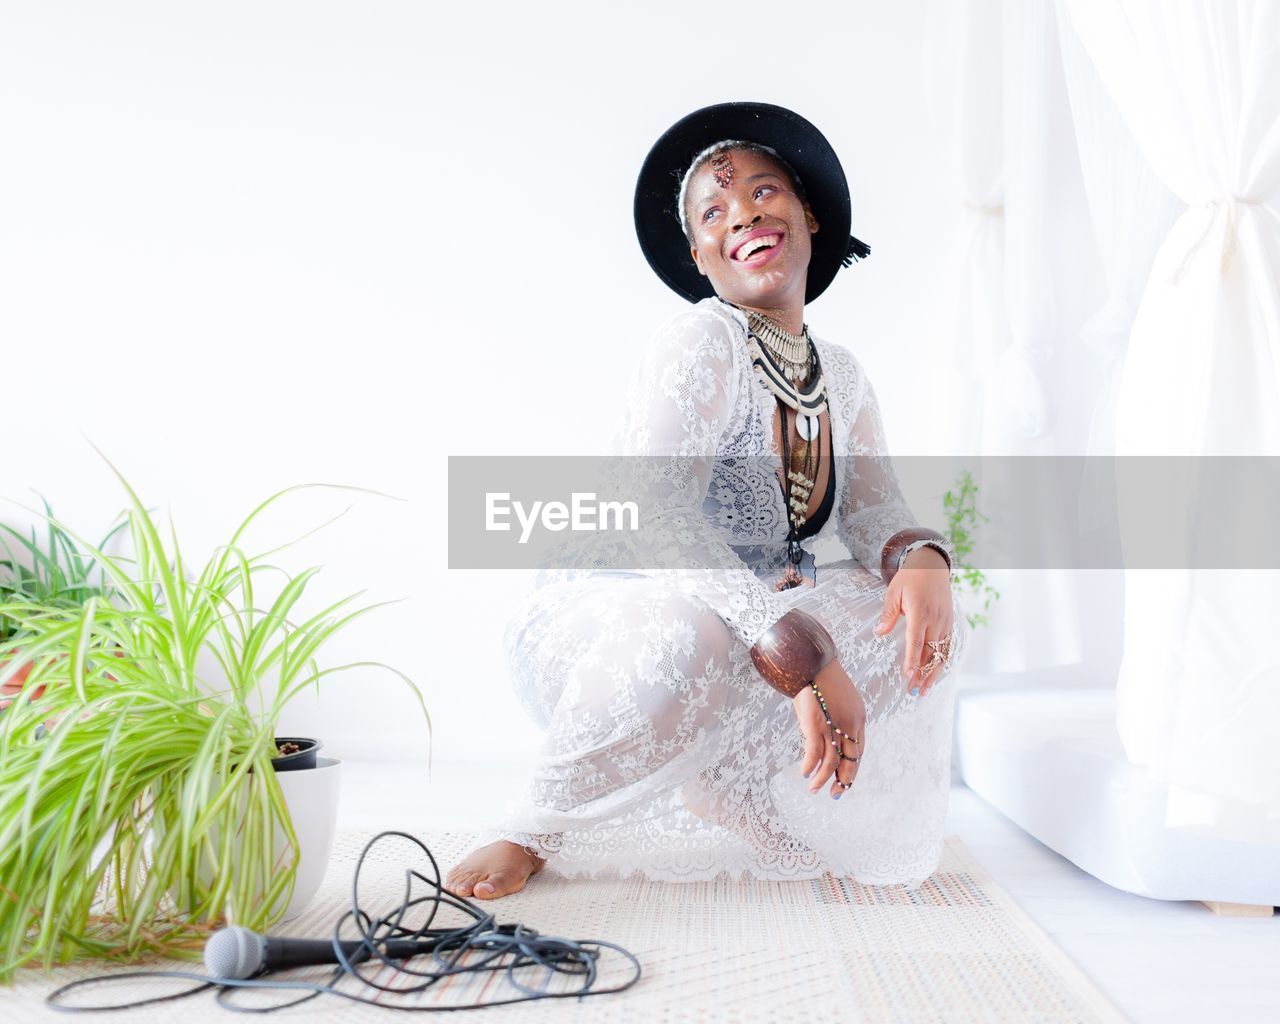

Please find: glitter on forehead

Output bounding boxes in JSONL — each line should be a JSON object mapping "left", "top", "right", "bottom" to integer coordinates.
{"left": 709, "top": 151, "right": 735, "bottom": 189}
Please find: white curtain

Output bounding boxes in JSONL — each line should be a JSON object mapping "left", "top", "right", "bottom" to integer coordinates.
{"left": 1067, "top": 0, "right": 1280, "bottom": 841}
{"left": 1052, "top": 0, "right": 1181, "bottom": 464}
{"left": 924, "top": 0, "right": 1093, "bottom": 674}
{"left": 1054, "top": 0, "right": 1181, "bottom": 556}
{"left": 922, "top": 0, "right": 1007, "bottom": 458}
{"left": 921, "top": 0, "right": 1015, "bottom": 673}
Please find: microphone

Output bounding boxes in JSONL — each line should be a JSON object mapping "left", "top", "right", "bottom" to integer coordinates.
{"left": 204, "top": 925, "right": 434, "bottom": 980}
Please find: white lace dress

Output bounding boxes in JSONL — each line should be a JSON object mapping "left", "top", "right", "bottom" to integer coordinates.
{"left": 472, "top": 296, "right": 971, "bottom": 887}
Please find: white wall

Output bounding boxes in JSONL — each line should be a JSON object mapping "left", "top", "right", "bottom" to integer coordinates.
{"left": 1, "top": 1, "right": 1106, "bottom": 768}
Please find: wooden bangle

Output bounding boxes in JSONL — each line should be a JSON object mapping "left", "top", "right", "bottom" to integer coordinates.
{"left": 880, "top": 527, "right": 951, "bottom": 587}
{"left": 749, "top": 609, "right": 837, "bottom": 698}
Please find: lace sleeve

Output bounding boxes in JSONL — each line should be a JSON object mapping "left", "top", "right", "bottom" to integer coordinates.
{"left": 616, "top": 307, "right": 791, "bottom": 649}
{"left": 836, "top": 354, "right": 922, "bottom": 581}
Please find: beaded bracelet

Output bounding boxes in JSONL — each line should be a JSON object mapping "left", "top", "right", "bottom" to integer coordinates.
{"left": 809, "top": 680, "right": 860, "bottom": 791}
{"left": 750, "top": 611, "right": 859, "bottom": 791}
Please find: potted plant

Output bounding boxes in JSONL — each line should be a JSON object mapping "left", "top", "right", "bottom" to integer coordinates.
{"left": 0, "top": 460, "right": 428, "bottom": 979}
{"left": 942, "top": 468, "right": 1000, "bottom": 630}
{"left": 0, "top": 498, "right": 124, "bottom": 710}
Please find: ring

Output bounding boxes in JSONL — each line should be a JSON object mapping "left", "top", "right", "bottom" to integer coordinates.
{"left": 918, "top": 637, "right": 952, "bottom": 678}
{"left": 926, "top": 637, "right": 952, "bottom": 662}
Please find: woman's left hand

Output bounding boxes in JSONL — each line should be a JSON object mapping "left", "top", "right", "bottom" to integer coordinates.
{"left": 872, "top": 547, "right": 954, "bottom": 697}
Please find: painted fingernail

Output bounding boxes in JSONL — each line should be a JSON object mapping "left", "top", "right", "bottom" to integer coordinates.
{"left": 833, "top": 789, "right": 844, "bottom": 800}
{"left": 910, "top": 686, "right": 920, "bottom": 696}
{"left": 803, "top": 767, "right": 813, "bottom": 778}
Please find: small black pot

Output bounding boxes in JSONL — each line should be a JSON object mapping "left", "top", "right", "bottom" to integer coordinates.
{"left": 272, "top": 736, "right": 321, "bottom": 772}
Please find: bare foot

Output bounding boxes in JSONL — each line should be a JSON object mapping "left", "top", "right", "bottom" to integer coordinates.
{"left": 446, "top": 840, "right": 546, "bottom": 901}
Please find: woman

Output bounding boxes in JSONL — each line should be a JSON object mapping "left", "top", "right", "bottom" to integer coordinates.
{"left": 446, "top": 102, "right": 968, "bottom": 900}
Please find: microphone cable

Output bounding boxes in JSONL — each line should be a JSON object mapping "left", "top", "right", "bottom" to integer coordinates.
{"left": 46, "top": 830, "right": 642, "bottom": 1013}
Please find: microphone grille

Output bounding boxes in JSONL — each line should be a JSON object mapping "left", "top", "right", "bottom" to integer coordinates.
{"left": 204, "top": 926, "right": 265, "bottom": 980}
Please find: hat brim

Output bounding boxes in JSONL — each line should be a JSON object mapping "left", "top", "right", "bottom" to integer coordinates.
{"left": 634, "top": 101, "right": 863, "bottom": 305}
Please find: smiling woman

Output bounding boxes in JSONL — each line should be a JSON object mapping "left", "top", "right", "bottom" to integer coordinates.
{"left": 680, "top": 143, "right": 817, "bottom": 327}
{"left": 680, "top": 138, "right": 808, "bottom": 312}
{"left": 446, "top": 102, "right": 968, "bottom": 901}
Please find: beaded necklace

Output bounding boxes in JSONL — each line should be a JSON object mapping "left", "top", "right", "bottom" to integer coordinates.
{"left": 723, "top": 300, "right": 829, "bottom": 590}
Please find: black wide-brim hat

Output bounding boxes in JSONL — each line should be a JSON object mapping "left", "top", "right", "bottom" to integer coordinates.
{"left": 634, "top": 101, "right": 869, "bottom": 305}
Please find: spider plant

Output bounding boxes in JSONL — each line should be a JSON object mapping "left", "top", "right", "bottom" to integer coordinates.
{"left": 0, "top": 499, "right": 127, "bottom": 714}
{"left": 0, "top": 494, "right": 124, "bottom": 646}
{"left": 0, "top": 460, "right": 428, "bottom": 980}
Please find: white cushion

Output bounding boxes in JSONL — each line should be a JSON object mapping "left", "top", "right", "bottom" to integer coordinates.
{"left": 955, "top": 687, "right": 1280, "bottom": 906}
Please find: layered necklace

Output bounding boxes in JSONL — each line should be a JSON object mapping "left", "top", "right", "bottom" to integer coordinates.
{"left": 724, "top": 300, "right": 829, "bottom": 590}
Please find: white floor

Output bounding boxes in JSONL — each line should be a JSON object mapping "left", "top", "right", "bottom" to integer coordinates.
{"left": 336, "top": 759, "right": 1280, "bottom": 1024}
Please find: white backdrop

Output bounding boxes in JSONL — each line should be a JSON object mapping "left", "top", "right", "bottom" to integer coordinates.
{"left": 1, "top": 1, "right": 1114, "bottom": 768}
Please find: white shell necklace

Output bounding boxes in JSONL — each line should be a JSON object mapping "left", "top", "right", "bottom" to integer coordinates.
{"left": 721, "top": 300, "right": 829, "bottom": 426}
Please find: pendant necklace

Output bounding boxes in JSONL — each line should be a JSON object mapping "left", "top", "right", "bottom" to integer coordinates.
{"left": 725, "top": 301, "right": 828, "bottom": 591}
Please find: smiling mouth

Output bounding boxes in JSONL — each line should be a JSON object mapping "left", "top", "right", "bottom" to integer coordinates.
{"left": 732, "top": 233, "right": 784, "bottom": 262}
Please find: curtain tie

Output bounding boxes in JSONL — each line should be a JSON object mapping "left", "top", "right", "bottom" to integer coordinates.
{"left": 960, "top": 200, "right": 1004, "bottom": 216}
{"left": 1170, "top": 195, "right": 1267, "bottom": 284}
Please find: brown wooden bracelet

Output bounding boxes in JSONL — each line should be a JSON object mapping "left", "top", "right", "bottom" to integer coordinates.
{"left": 880, "top": 527, "right": 951, "bottom": 587}
{"left": 749, "top": 609, "right": 837, "bottom": 698}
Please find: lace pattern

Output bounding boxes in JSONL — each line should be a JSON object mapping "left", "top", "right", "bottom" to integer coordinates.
{"left": 471, "top": 298, "right": 970, "bottom": 887}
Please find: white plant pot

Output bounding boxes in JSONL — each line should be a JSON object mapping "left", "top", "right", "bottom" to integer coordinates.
{"left": 154, "top": 754, "right": 342, "bottom": 924}
{"left": 274, "top": 755, "right": 342, "bottom": 921}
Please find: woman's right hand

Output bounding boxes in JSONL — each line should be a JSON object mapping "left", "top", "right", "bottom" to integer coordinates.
{"left": 793, "top": 659, "right": 866, "bottom": 798}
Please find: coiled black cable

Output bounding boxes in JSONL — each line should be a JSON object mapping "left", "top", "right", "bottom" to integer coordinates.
{"left": 46, "top": 830, "right": 642, "bottom": 1013}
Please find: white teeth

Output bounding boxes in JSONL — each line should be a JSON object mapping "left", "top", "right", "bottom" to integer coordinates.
{"left": 736, "top": 234, "right": 780, "bottom": 260}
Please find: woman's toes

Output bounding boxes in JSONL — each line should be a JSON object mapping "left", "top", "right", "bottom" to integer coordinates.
{"left": 473, "top": 870, "right": 521, "bottom": 899}
{"left": 448, "top": 871, "right": 478, "bottom": 896}
{"left": 446, "top": 842, "right": 544, "bottom": 901}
